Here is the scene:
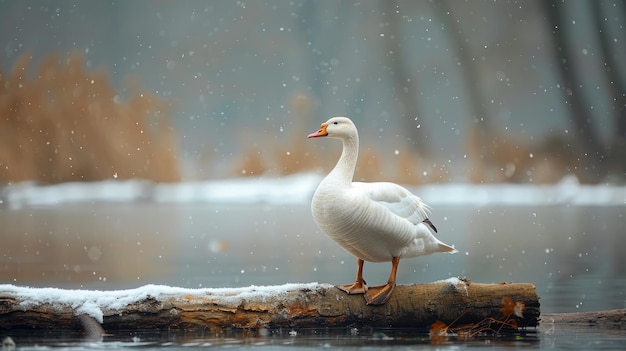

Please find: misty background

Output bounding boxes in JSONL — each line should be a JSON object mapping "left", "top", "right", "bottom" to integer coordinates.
{"left": 1, "top": 0, "right": 625, "bottom": 184}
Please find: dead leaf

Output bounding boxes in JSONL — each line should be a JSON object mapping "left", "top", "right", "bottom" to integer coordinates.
{"left": 500, "top": 297, "right": 525, "bottom": 318}
{"left": 429, "top": 320, "right": 448, "bottom": 336}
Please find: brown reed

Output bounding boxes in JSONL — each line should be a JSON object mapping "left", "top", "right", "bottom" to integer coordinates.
{"left": 466, "top": 126, "right": 573, "bottom": 184}
{"left": 0, "top": 52, "right": 181, "bottom": 184}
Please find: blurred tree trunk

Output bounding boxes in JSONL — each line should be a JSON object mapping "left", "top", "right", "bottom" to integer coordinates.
{"left": 294, "top": 1, "right": 351, "bottom": 115}
{"left": 433, "top": 1, "right": 495, "bottom": 181}
{"left": 590, "top": 0, "right": 626, "bottom": 177}
{"left": 543, "top": 0, "right": 607, "bottom": 182}
{"left": 593, "top": 0, "right": 626, "bottom": 136}
{"left": 380, "top": 0, "right": 431, "bottom": 157}
{"left": 435, "top": 1, "right": 493, "bottom": 134}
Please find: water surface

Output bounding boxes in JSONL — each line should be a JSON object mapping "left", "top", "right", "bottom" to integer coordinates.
{"left": 1, "top": 179, "right": 625, "bottom": 349}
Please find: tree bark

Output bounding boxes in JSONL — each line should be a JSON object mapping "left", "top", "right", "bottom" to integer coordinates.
{"left": 0, "top": 281, "right": 539, "bottom": 332}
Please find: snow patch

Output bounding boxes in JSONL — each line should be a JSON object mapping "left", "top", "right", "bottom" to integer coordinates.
{"left": 435, "top": 277, "right": 465, "bottom": 285}
{"left": 435, "top": 277, "right": 469, "bottom": 295}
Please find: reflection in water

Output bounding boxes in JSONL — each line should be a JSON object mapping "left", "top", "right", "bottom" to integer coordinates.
{"left": 464, "top": 205, "right": 625, "bottom": 312}
{"left": 1, "top": 326, "right": 543, "bottom": 349}
{"left": 2, "top": 204, "right": 183, "bottom": 286}
{"left": 1, "top": 202, "right": 625, "bottom": 313}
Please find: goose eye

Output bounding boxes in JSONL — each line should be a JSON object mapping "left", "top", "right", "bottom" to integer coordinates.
{"left": 333, "top": 121, "right": 338, "bottom": 125}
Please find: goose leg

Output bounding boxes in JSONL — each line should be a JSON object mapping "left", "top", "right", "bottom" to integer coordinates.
{"left": 336, "top": 258, "right": 367, "bottom": 294}
{"left": 364, "top": 256, "right": 399, "bottom": 305}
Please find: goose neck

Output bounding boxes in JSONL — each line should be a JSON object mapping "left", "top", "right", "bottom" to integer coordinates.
{"left": 330, "top": 135, "right": 359, "bottom": 183}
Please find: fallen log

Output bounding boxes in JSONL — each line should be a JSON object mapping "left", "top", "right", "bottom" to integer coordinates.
{"left": 540, "top": 309, "right": 626, "bottom": 331}
{"left": 0, "top": 279, "right": 539, "bottom": 332}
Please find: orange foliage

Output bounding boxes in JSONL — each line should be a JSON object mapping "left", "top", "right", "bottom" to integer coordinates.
{"left": 500, "top": 296, "right": 525, "bottom": 319}
{"left": 429, "top": 320, "right": 449, "bottom": 336}
{"left": 0, "top": 52, "right": 180, "bottom": 183}
{"left": 235, "top": 148, "right": 266, "bottom": 177}
{"left": 466, "top": 125, "right": 576, "bottom": 184}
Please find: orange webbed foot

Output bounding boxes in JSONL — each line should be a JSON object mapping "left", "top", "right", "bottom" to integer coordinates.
{"left": 336, "top": 280, "right": 367, "bottom": 295}
{"left": 364, "top": 283, "right": 395, "bottom": 305}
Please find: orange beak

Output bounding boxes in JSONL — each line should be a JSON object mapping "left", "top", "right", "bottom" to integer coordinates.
{"left": 307, "top": 123, "right": 328, "bottom": 138}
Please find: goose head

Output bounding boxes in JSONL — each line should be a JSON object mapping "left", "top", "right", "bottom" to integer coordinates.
{"left": 307, "top": 117, "right": 357, "bottom": 141}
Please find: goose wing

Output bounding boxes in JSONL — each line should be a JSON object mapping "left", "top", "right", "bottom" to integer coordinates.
{"left": 351, "top": 181, "right": 434, "bottom": 229}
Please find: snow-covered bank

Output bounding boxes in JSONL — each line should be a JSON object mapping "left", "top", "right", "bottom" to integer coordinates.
{"left": 1, "top": 173, "right": 625, "bottom": 209}
{"left": 419, "top": 175, "right": 626, "bottom": 206}
{"left": 0, "top": 173, "right": 321, "bottom": 209}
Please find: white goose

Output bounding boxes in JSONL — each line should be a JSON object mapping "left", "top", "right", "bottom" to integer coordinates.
{"left": 308, "top": 117, "right": 457, "bottom": 305}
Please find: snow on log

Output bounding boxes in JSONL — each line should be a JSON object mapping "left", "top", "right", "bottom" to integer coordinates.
{"left": 0, "top": 279, "right": 539, "bottom": 332}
